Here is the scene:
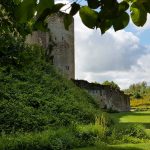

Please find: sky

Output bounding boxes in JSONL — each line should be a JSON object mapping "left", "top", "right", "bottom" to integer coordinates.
{"left": 56, "top": 0, "right": 150, "bottom": 89}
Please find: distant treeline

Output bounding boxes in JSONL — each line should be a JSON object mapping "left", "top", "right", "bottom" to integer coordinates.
{"left": 124, "top": 81, "right": 150, "bottom": 99}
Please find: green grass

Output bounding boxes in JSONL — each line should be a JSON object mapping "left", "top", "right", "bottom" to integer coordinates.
{"left": 111, "top": 111, "right": 150, "bottom": 130}
{"left": 110, "top": 111, "right": 150, "bottom": 149}
{"left": 110, "top": 143, "right": 150, "bottom": 150}
{"left": 111, "top": 111, "right": 150, "bottom": 123}
{"left": 75, "top": 143, "right": 150, "bottom": 150}
{"left": 75, "top": 111, "right": 150, "bottom": 150}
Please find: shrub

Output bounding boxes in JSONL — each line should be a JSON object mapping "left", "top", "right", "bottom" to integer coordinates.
{"left": 74, "top": 124, "right": 107, "bottom": 147}
{"left": 0, "top": 128, "right": 77, "bottom": 150}
{"left": 95, "top": 112, "right": 114, "bottom": 127}
{"left": 133, "top": 92, "right": 142, "bottom": 99}
{"left": 0, "top": 125, "right": 108, "bottom": 150}
{"left": 0, "top": 39, "right": 100, "bottom": 133}
{"left": 108, "top": 123, "right": 148, "bottom": 144}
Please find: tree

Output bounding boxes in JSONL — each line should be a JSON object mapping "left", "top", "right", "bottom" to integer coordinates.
{"left": 102, "top": 80, "right": 120, "bottom": 90}
{"left": 125, "top": 81, "right": 148, "bottom": 98}
{"left": 1, "top": 0, "right": 150, "bottom": 36}
{"left": 0, "top": 0, "right": 32, "bottom": 37}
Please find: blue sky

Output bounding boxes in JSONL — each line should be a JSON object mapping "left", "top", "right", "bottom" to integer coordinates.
{"left": 56, "top": 0, "right": 150, "bottom": 89}
{"left": 126, "top": 20, "right": 150, "bottom": 45}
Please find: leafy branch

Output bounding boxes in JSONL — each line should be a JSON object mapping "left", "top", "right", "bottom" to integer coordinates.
{"left": 2, "top": 0, "right": 150, "bottom": 35}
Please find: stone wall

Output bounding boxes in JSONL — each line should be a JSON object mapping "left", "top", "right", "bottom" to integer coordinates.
{"left": 26, "top": 13, "right": 130, "bottom": 112}
{"left": 73, "top": 80, "right": 130, "bottom": 112}
{"left": 26, "top": 12, "right": 75, "bottom": 79}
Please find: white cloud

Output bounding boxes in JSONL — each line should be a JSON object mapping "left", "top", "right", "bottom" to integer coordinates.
{"left": 75, "top": 14, "right": 150, "bottom": 89}
{"left": 54, "top": 1, "right": 150, "bottom": 89}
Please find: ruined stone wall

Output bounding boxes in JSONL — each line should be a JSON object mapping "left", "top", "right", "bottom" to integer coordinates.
{"left": 73, "top": 80, "right": 130, "bottom": 112}
{"left": 26, "top": 13, "right": 75, "bottom": 79}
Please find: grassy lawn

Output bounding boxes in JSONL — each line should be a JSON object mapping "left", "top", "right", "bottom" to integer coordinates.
{"left": 111, "top": 111, "right": 150, "bottom": 130}
{"left": 110, "top": 143, "right": 150, "bottom": 150}
{"left": 75, "top": 111, "right": 150, "bottom": 150}
{"left": 111, "top": 111, "right": 150, "bottom": 123}
{"left": 75, "top": 143, "right": 150, "bottom": 150}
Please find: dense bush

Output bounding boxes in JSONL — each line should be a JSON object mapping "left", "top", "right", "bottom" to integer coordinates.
{"left": 108, "top": 123, "right": 148, "bottom": 144}
{"left": 75, "top": 124, "right": 106, "bottom": 147}
{"left": 0, "top": 2, "right": 32, "bottom": 37}
{"left": 133, "top": 92, "right": 142, "bottom": 99}
{"left": 1, "top": 121, "right": 148, "bottom": 150}
{"left": 0, "top": 38, "right": 100, "bottom": 133}
{"left": 0, "top": 128, "right": 76, "bottom": 150}
{"left": 0, "top": 123, "right": 108, "bottom": 150}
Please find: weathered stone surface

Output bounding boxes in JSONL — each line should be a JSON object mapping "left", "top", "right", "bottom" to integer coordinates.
{"left": 26, "top": 13, "right": 75, "bottom": 79}
{"left": 72, "top": 80, "right": 130, "bottom": 112}
{"left": 26, "top": 13, "right": 130, "bottom": 112}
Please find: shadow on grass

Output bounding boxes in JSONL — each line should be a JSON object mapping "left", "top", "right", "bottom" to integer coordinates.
{"left": 108, "top": 146, "right": 143, "bottom": 150}
{"left": 119, "top": 122, "right": 150, "bottom": 129}
{"left": 110, "top": 111, "right": 150, "bottom": 129}
{"left": 75, "top": 145, "right": 143, "bottom": 150}
{"left": 111, "top": 112, "right": 150, "bottom": 117}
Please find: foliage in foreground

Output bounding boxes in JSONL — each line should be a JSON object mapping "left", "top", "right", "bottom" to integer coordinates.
{"left": 2, "top": 0, "right": 150, "bottom": 37}
{"left": 0, "top": 121, "right": 149, "bottom": 150}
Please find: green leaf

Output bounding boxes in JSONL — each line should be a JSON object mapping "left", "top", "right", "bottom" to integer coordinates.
{"left": 36, "top": 8, "right": 51, "bottom": 22}
{"left": 123, "top": 0, "right": 134, "bottom": 3}
{"left": 70, "top": 2, "right": 80, "bottom": 16}
{"left": 37, "top": 0, "right": 54, "bottom": 17}
{"left": 33, "top": 21, "right": 48, "bottom": 32}
{"left": 99, "top": 20, "right": 112, "bottom": 34}
{"left": 119, "top": 1, "right": 129, "bottom": 12}
{"left": 101, "top": 0, "right": 118, "bottom": 9}
{"left": 79, "top": 6, "right": 98, "bottom": 29}
{"left": 13, "top": 0, "right": 21, "bottom": 5}
{"left": 51, "top": 3, "right": 64, "bottom": 13}
{"left": 143, "top": 1, "right": 150, "bottom": 13}
{"left": 63, "top": 14, "right": 73, "bottom": 30}
{"left": 87, "top": 0, "right": 99, "bottom": 9}
{"left": 36, "top": 3, "right": 64, "bottom": 22}
{"left": 113, "top": 12, "right": 129, "bottom": 31}
{"left": 15, "top": 0, "right": 37, "bottom": 23}
{"left": 131, "top": 2, "right": 147, "bottom": 26}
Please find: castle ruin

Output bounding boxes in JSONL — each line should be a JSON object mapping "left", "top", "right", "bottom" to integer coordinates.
{"left": 73, "top": 80, "right": 130, "bottom": 112}
{"left": 26, "top": 13, "right": 75, "bottom": 79}
{"left": 26, "top": 13, "right": 130, "bottom": 112}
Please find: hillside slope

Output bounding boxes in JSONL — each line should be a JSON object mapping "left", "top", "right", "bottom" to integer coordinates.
{"left": 0, "top": 45, "right": 99, "bottom": 133}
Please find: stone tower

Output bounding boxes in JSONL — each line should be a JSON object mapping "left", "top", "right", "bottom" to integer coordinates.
{"left": 26, "top": 13, "right": 75, "bottom": 79}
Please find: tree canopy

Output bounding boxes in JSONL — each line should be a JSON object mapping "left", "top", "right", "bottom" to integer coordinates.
{"left": 1, "top": 0, "right": 150, "bottom": 35}
{"left": 102, "top": 80, "right": 120, "bottom": 90}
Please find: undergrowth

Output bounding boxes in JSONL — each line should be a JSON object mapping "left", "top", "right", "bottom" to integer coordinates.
{"left": 0, "top": 44, "right": 100, "bottom": 133}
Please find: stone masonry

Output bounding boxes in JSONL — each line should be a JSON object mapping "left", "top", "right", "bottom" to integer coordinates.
{"left": 26, "top": 12, "right": 130, "bottom": 112}
{"left": 26, "top": 12, "right": 75, "bottom": 79}
{"left": 73, "top": 80, "right": 130, "bottom": 112}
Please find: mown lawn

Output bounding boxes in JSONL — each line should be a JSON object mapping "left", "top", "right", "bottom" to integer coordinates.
{"left": 75, "top": 143, "right": 150, "bottom": 150}
{"left": 75, "top": 111, "right": 150, "bottom": 150}
{"left": 111, "top": 111, "right": 150, "bottom": 131}
{"left": 111, "top": 111, "right": 150, "bottom": 123}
